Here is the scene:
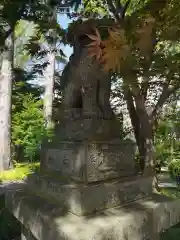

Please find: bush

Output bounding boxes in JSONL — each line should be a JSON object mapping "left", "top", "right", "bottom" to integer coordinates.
{"left": 155, "top": 113, "right": 180, "bottom": 168}
{"left": 12, "top": 94, "right": 46, "bottom": 162}
{"left": 168, "top": 160, "right": 180, "bottom": 184}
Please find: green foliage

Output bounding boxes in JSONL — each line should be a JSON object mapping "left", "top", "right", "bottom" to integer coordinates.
{"left": 155, "top": 106, "right": 180, "bottom": 167}
{"left": 12, "top": 74, "right": 42, "bottom": 112}
{"left": 155, "top": 120, "right": 173, "bottom": 165}
{"left": 12, "top": 94, "right": 45, "bottom": 162}
{"left": 161, "top": 188, "right": 180, "bottom": 199}
{"left": 80, "top": 0, "right": 109, "bottom": 18}
{"left": 14, "top": 20, "right": 36, "bottom": 68}
{"left": 168, "top": 160, "right": 180, "bottom": 181}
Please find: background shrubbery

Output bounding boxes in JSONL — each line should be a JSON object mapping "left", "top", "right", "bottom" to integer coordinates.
{"left": 168, "top": 160, "right": 180, "bottom": 183}
{"left": 155, "top": 106, "right": 180, "bottom": 172}
{"left": 12, "top": 94, "right": 45, "bottom": 162}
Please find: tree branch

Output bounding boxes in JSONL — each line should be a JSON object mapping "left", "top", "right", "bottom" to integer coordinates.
{"left": 152, "top": 83, "right": 180, "bottom": 119}
{"left": 106, "top": 0, "right": 131, "bottom": 21}
{"left": 141, "top": 76, "right": 149, "bottom": 101}
{"left": 107, "top": 0, "right": 121, "bottom": 21}
{"left": 123, "top": 85, "right": 140, "bottom": 144}
{"left": 121, "top": 0, "right": 131, "bottom": 18}
{"left": 0, "top": 28, "right": 13, "bottom": 47}
{"left": 141, "top": 0, "right": 168, "bottom": 18}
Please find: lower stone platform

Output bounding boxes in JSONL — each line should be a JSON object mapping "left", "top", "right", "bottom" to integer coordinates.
{"left": 5, "top": 188, "right": 180, "bottom": 240}
{"left": 25, "top": 175, "right": 153, "bottom": 216}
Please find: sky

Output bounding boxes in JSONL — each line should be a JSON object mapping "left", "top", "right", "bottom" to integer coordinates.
{"left": 57, "top": 14, "right": 72, "bottom": 60}
{"left": 30, "top": 13, "right": 72, "bottom": 86}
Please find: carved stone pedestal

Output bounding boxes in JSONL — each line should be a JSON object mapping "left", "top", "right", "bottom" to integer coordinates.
{"left": 41, "top": 139, "right": 136, "bottom": 183}
{"left": 30, "top": 133, "right": 140, "bottom": 216}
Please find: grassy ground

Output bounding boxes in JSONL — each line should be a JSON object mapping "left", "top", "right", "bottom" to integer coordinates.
{"left": 161, "top": 188, "right": 180, "bottom": 199}
{"left": 0, "top": 162, "right": 40, "bottom": 181}
{"left": 0, "top": 162, "right": 40, "bottom": 240}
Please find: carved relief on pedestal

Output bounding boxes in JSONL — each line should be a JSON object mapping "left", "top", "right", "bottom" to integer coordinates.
{"left": 43, "top": 141, "right": 135, "bottom": 183}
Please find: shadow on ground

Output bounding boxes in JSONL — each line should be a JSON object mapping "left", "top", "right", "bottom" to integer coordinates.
{"left": 3, "top": 169, "right": 180, "bottom": 240}
{"left": 0, "top": 180, "right": 21, "bottom": 240}
{"left": 160, "top": 222, "right": 180, "bottom": 240}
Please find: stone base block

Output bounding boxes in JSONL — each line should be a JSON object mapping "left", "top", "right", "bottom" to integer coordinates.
{"left": 41, "top": 139, "right": 136, "bottom": 183}
{"left": 5, "top": 189, "right": 180, "bottom": 240}
{"left": 54, "top": 118, "right": 123, "bottom": 141}
{"left": 26, "top": 175, "right": 153, "bottom": 216}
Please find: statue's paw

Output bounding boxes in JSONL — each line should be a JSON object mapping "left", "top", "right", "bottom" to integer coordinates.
{"left": 83, "top": 107, "right": 103, "bottom": 119}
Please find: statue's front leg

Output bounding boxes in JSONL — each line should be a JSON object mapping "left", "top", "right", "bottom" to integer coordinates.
{"left": 81, "top": 83, "right": 102, "bottom": 118}
{"left": 62, "top": 84, "right": 82, "bottom": 120}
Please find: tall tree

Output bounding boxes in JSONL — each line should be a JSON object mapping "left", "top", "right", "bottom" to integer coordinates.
{"left": 43, "top": 8, "right": 57, "bottom": 128}
{"left": 0, "top": 21, "right": 14, "bottom": 171}
{"left": 0, "top": 0, "right": 54, "bottom": 171}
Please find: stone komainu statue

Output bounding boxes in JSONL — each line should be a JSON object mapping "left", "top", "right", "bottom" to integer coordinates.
{"left": 60, "top": 21, "right": 114, "bottom": 120}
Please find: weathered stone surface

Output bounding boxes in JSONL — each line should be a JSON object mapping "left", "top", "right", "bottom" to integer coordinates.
{"left": 6, "top": 188, "right": 180, "bottom": 240}
{"left": 21, "top": 225, "right": 36, "bottom": 240}
{"left": 0, "top": 181, "right": 25, "bottom": 240}
{"left": 59, "top": 45, "right": 114, "bottom": 120}
{"left": 86, "top": 141, "right": 135, "bottom": 182}
{"left": 25, "top": 175, "right": 152, "bottom": 216}
{"left": 54, "top": 118, "right": 123, "bottom": 141}
{"left": 0, "top": 181, "right": 25, "bottom": 194}
{"left": 41, "top": 140, "right": 135, "bottom": 183}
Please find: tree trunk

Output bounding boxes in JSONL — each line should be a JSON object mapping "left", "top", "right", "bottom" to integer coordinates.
{"left": 124, "top": 86, "right": 146, "bottom": 172}
{"left": 124, "top": 86, "right": 155, "bottom": 174}
{"left": 134, "top": 94, "right": 154, "bottom": 175}
{"left": 125, "top": 89, "right": 159, "bottom": 190}
{"left": 43, "top": 9, "right": 56, "bottom": 128}
{"left": 43, "top": 52, "right": 55, "bottom": 127}
{"left": 0, "top": 31, "right": 13, "bottom": 172}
